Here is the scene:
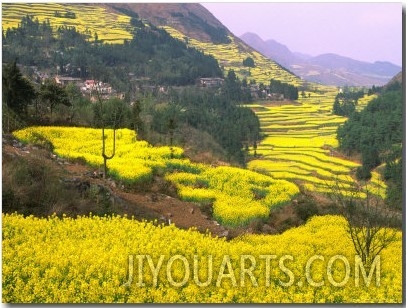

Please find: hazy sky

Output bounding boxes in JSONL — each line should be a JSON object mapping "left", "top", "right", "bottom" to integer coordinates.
{"left": 201, "top": 2, "right": 402, "bottom": 66}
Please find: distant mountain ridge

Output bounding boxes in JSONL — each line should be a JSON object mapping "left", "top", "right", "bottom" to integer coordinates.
{"left": 240, "top": 32, "right": 401, "bottom": 87}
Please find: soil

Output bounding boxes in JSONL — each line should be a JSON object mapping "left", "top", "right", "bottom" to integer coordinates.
{"left": 3, "top": 134, "right": 330, "bottom": 239}
{"left": 2, "top": 136, "right": 229, "bottom": 238}
{"left": 261, "top": 100, "right": 302, "bottom": 107}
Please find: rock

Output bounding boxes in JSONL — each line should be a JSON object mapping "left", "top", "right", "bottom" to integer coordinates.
{"left": 12, "top": 141, "right": 23, "bottom": 148}
{"left": 262, "top": 224, "right": 278, "bottom": 234}
{"left": 108, "top": 180, "right": 117, "bottom": 189}
{"left": 246, "top": 228, "right": 254, "bottom": 234}
{"left": 219, "top": 230, "right": 229, "bottom": 238}
{"left": 189, "top": 208, "right": 194, "bottom": 214}
{"left": 166, "top": 212, "right": 173, "bottom": 218}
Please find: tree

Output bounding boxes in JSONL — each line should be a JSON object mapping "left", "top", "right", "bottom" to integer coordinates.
{"left": 222, "top": 69, "right": 244, "bottom": 102}
{"left": 65, "top": 82, "right": 92, "bottom": 124}
{"left": 168, "top": 117, "right": 176, "bottom": 158}
{"left": 242, "top": 57, "right": 255, "bottom": 68}
{"left": 2, "top": 61, "right": 37, "bottom": 115}
{"left": 94, "top": 95, "right": 128, "bottom": 178}
{"left": 39, "top": 79, "right": 71, "bottom": 120}
{"left": 131, "top": 100, "right": 143, "bottom": 139}
{"left": 383, "top": 144, "right": 402, "bottom": 210}
{"left": 269, "top": 79, "right": 298, "bottom": 100}
{"left": 337, "top": 87, "right": 402, "bottom": 203}
{"left": 332, "top": 90, "right": 363, "bottom": 116}
{"left": 328, "top": 179, "right": 399, "bottom": 269}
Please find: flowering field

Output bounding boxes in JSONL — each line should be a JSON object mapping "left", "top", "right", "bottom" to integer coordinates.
{"left": 2, "top": 3, "right": 302, "bottom": 86}
{"left": 162, "top": 26, "right": 302, "bottom": 86}
{"left": 247, "top": 92, "right": 386, "bottom": 198}
{"left": 166, "top": 166, "right": 299, "bottom": 226}
{"left": 2, "top": 213, "right": 401, "bottom": 303}
{"left": 13, "top": 127, "right": 184, "bottom": 184}
{"left": 2, "top": 3, "right": 133, "bottom": 44}
{"left": 12, "top": 126, "right": 298, "bottom": 227}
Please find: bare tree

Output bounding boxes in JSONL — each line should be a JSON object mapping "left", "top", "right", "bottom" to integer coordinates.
{"left": 95, "top": 89, "right": 124, "bottom": 179}
{"left": 327, "top": 179, "right": 400, "bottom": 269}
{"left": 101, "top": 126, "right": 116, "bottom": 179}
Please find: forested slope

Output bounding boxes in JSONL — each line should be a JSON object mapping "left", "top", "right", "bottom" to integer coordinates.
{"left": 337, "top": 76, "right": 402, "bottom": 208}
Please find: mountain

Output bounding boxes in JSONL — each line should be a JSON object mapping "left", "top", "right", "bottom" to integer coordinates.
{"left": 240, "top": 32, "right": 402, "bottom": 87}
{"left": 383, "top": 71, "right": 402, "bottom": 91}
{"left": 240, "top": 32, "right": 295, "bottom": 69}
{"left": 2, "top": 3, "right": 302, "bottom": 87}
{"left": 389, "top": 71, "right": 402, "bottom": 84}
{"left": 104, "top": 3, "right": 228, "bottom": 43}
{"left": 4, "top": 3, "right": 300, "bottom": 165}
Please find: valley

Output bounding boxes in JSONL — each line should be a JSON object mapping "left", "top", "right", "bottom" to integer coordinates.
{"left": 248, "top": 92, "right": 386, "bottom": 199}
{"left": 2, "top": 2, "right": 402, "bottom": 304}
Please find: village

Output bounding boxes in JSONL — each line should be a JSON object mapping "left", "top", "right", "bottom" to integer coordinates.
{"left": 54, "top": 75, "right": 121, "bottom": 101}
{"left": 30, "top": 64, "right": 288, "bottom": 103}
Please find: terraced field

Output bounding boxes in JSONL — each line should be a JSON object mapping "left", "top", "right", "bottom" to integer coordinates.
{"left": 247, "top": 92, "right": 386, "bottom": 198}
{"left": 2, "top": 3, "right": 302, "bottom": 87}
{"left": 2, "top": 3, "right": 133, "bottom": 44}
{"left": 162, "top": 26, "right": 302, "bottom": 86}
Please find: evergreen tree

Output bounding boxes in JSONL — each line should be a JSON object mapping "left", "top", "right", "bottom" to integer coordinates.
{"left": 242, "top": 57, "right": 255, "bottom": 67}
{"left": 39, "top": 79, "right": 71, "bottom": 119}
{"left": 2, "top": 61, "right": 37, "bottom": 115}
{"left": 337, "top": 86, "right": 402, "bottom": 207}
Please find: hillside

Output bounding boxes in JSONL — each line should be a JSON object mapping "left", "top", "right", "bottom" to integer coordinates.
{"left": 2, "top": 3, "right": 403, "bottom": 304}
{"left": 2, "top": 3, "right": 302, "bottom": 87}
{"left": 240, "top": 32, "right": 401, "bottom": 87}
{"left": 2, "top": 2, "right": 397, "bottom": 217}
{"left": 2, "top": 2, "right": 306, "bottom": 164}
{"left": 2, "top": 2, "right": 398, "bottom": 219}
{"left": 385, "top": 71, "right": 402, "bottom": 88}
{"left": 240, "top": 32, "right": 297, "bottom": 70}
{"left": 103, "top": 3, "right": 228, "bottom": 43}
{"left": 336, "top": 72, "right": 402, "bottom": 209}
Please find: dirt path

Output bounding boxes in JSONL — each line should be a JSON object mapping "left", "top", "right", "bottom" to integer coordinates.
{"left": 3, "top": 136, "right": 229, "bottom": 238}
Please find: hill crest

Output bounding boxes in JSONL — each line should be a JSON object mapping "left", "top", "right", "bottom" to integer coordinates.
{"left": 240, "top": 32, "right": 401, "bottom": 87}
{"left": 2, "top": 3, "right": 302, "bottom": 87}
